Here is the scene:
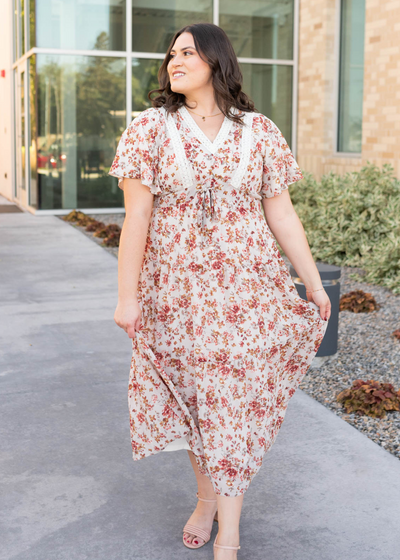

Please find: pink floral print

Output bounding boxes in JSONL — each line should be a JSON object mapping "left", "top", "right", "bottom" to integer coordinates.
{"left": 109, "top": 105, "right": 328, "bottom": 497}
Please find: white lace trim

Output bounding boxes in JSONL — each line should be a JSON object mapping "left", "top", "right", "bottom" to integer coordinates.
{"left": 230, "top": 111, "right": 254, "bottom": 190}
{"left": 162, "top": 106, "right": 254, "bottom": 192}
{"left": 179, "top": 105, "right": 234, "bottom": 154}
{"left": 162, "top": 106, "right": 196, "bottom": 189}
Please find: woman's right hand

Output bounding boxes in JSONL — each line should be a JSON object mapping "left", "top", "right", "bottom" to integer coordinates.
{"left": 114, "top": 299, "right": 142, "bottom": 339}
{"left": 306, "top": 288, "right": 331, "bottom": 322}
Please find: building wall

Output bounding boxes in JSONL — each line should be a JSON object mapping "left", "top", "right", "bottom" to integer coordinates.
{"left": 6, "top": 3, "right": 298, "bottom": 213}
{"left": 362, "top": 0, "right": 400, "bottom": 178}
{"left": 3, "top": 2, "right": 399, "bottom": 207}
{"left": 297, "top": 0, "right": 400, "bottom": 180}
{"left": 0, "top": 0, "right": 13, "bottom": 201}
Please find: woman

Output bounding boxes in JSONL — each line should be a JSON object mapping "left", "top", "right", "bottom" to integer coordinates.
{"left": 110, "top": 22, "right": 330, "bottom": 559}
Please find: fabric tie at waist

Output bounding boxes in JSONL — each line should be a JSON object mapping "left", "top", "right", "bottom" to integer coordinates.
{"left": 153, "top": 185, "right": 262, "bottom": 228}
{"left": 196, "top": 188, "right": 216, "bottom": 228}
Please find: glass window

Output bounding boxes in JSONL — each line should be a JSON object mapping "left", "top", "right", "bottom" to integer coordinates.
{"left": 13, "top": 69, "right": 18, "bottom": 198}
{"left": 29, "top": 56, "right": 38, "bottom": 207}
{"left": 29, "top": 0, "right": 35, "bottom": 51}
{"left": 20, "top": 70, "right": 26, "bottom": 189}
{"left": 30, "top": 54, "right": 126, "bottom": 210}
{"left": 20, "top": 0, "right": 26, "bottom": 56}
{"left": 220, "top": 0, "right": 294, "bottom": 60}
{"left": 32, "top": 0, "right": 126, "bottom": 51}
{"left": 132, "top": 0, "right": 212, "bottom": 53}
{"left": 13, "top": 1, "right": 18, "bottom": 62}
{"left": 132, "top": 58, "right": 161, "bottom": 117}
{"left": 337, "top": 0, "right": 365, "bottom": 153}
{"left": 241, "top": 63, "right": 293, "bottom": 144}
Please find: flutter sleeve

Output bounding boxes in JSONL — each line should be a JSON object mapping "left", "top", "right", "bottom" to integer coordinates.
{"left": 260, "top": 116, "right": 304, "bottom": 199}
{"left": 108, "top": 107, "right": 162, "bottom": 195}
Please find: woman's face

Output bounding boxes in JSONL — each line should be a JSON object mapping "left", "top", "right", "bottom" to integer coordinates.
{"left": 167, "top": 32, "right": 212, "bottom": 95}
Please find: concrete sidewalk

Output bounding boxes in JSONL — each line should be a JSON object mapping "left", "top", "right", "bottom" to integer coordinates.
{"left": 1, "top": 212, "right": 399, "bottom": 560}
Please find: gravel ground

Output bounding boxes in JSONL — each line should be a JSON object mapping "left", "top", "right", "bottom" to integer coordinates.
{"left": 61, "top": 212, "right": 400, "bottom": 461}
{"left": 298, "top": 265, "right": 400, "bottom": 461}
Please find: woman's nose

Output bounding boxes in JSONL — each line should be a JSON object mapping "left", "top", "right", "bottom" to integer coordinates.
{"left": 172, "top": 54, "right": 184, "bottom": 65}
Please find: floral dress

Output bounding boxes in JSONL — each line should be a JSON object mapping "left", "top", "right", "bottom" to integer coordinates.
{"left": 109, "top": 105, "right": 328, "bottom": 497}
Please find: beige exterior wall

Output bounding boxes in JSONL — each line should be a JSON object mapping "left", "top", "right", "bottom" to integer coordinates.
{"left": 297, "top": 0, "right": 400, "bottom": 180}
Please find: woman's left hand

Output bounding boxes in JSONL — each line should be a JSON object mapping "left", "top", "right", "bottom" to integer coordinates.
{"left": 306, "top": 288, "right": 331, "bottom": 322}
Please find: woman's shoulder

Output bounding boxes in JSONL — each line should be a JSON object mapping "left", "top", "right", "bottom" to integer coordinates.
{"left": 251, "top": 112, "right": 280, "bottom": 135}
{"left": 250, "top": 112, "right": 291, "bottom": 149}
{"left": 128, "top": 106, "right": 167, "bottom": 130}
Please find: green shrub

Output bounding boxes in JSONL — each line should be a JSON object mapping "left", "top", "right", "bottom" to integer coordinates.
{"left": 289, "top": 162, "right": 400, "bottom": 294}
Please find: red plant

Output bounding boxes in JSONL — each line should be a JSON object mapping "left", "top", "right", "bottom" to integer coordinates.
{"left": 339, "top": 290, "right": 380, "bottom": 313}
{"left": 337, "top": 379, "right": 400, "bottom": 418}
{"left": 63, "top": 210, "right": 122, "bottom": 247}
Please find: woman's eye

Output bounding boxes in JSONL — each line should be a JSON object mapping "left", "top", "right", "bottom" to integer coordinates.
{"left": 169, "top": 51, "right": 191, "bottom": 58}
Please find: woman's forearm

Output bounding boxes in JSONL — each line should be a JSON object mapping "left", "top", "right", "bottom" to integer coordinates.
{"left": 268, "top": 212, "right": 323, "bottom": 291}
{"left": 117, "top": 214, "right": 151, "bottom": 303}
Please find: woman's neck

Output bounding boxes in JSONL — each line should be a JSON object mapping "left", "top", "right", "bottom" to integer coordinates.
{"left": 184, "top": 91, "right": 220, "bottom": 117}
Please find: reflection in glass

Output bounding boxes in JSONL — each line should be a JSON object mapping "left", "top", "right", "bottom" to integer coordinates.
{"left": 132, "top": 58, "right": 161, "bottom": 117}
{"left": 338, "top": 0, "right": 365, "bottom": 153}
{"left": 30, "top": 54, "right": 126, "bottom": 210}
{"left": 132, "top": 0, "right": 212, "bottom": 53}
{"left": 20, "top": 71, "right": 26, "bottom": 188}
{"left": 220, "top": 0, "right": 294, "bottom": 60}
{"left": 20, "top": 0, "right": 25, "bottom": 56}
{"left": 13, "top": 69, "right": 18, "bottom": 198}
{"left": 32, "top": 0, "right": 126, "bottom": 51}
{"left": 241, "top": 63, "right": 292, "bottom": 144}
{"left": 29, "top": 56, "right": 38, "bottom": 207}
{"left": 29, "top": 0, "right": 35, "bottom": 51}
{"left": 13, "top": 1, "right": 18, "bottom": 62}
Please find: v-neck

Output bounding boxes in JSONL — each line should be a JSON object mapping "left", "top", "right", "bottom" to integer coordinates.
{"left": 178, "top": 105, "right": 235, "bottom": 154}
{"left": 162, "top": 106, "right": 255, "bottom": 192}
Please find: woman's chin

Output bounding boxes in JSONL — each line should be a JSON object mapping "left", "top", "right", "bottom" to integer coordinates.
{"left": 170, "top": 84, "right": 187, "bottom": 95}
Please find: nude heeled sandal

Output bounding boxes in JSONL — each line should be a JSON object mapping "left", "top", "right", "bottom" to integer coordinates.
{"left": 213, "top": 533, "right": 241, "bottom": 552}
{"left": 182, "top": 492, "right": 219, "bottom": 549}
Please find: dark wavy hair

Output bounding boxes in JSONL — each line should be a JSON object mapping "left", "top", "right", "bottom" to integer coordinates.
{"left": 148, "top": 23, "right": 257, "bottom": 125}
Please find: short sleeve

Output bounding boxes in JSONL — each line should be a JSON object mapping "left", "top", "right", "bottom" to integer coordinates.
{"left": 260, "top": 116, "right": 303, "bottom": 199}
{"left": 108, "top": 107, "right": 162, "bottom": 195}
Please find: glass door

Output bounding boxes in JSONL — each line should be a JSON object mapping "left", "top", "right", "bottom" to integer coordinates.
{"left": 14, "top": 62, "right": 28, "bottom": 207}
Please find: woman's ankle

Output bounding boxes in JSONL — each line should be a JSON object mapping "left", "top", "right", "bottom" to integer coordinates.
{"left": 197, "top": 486, "right": 217, "bottom": 501}
{"left": 216, "top": 528, "right": 240, "bottom": 541}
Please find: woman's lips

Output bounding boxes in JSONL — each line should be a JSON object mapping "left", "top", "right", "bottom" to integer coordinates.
{"left": 171, "top": 73, "right": 186, "bottom": 79}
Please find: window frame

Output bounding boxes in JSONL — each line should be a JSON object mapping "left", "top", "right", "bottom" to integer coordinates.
{"left": 11, "top": 0, "right": 300, "bottom": 213}
{"left": 333, "top": 0, "right": 365, "bottom": 157}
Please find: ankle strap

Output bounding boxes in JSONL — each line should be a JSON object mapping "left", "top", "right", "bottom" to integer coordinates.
{"left": 196, "top": 491, "right": 217, "bottom": 503}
